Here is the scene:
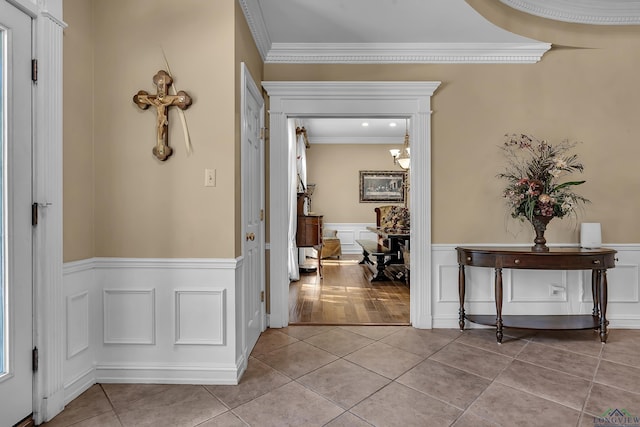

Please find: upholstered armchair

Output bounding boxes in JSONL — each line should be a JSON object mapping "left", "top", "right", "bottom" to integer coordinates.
{"left": 375, "top": 205, "right": 410, "bottom": 230}
{"left": 375, "top": 206, "right": 410, "bottom": 285}
{"left": 320, "top": 228, "right": 342, "bottom": 259}
{"left": 374, "top": 205, "right": 410, "bottom": 246}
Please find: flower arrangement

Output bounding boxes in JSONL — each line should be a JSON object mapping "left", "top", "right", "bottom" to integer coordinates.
{"left": 498, "top": 134, "right": 589, "bottom": 223}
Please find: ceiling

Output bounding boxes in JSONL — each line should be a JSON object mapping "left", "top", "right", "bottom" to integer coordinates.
{"left": 243, "top": 0, "right": 640, "bottom": 141}
{"left": 239, "top": 0, "right": 640, "bottom": 64}
{"left": 302, "top": 118, "right": 407, "bottom": 145}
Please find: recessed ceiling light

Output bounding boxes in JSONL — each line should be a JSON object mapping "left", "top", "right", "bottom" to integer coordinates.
{"left": 361, "top": 122, "right": 369, "bottom": 127}
{"left": 389, "top": 122, "right": 397, "bottom": 127}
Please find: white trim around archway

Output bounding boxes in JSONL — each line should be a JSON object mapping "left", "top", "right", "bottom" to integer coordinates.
{"left": 262, "top": 81, "right": 440, "bottom": 329}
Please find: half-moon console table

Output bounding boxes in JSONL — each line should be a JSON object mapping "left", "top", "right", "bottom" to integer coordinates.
{"left": 456, "top": 246, "right": 617, "bottom": 343}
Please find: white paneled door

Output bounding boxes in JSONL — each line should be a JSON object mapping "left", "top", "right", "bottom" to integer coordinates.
{"left": 241, "top": 64, "right": 265, "bottom": 356}
{"left": 0, "top": 2, "right": 33, "bottom": 426}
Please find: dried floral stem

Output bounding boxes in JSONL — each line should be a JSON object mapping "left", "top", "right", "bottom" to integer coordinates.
{"left": 498, "top": 133, "right": 589, "bottom": 222}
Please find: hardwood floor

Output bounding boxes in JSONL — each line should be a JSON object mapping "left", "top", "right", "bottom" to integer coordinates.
{"left": 289, "top": 254, "right": 410, "bottom": 325}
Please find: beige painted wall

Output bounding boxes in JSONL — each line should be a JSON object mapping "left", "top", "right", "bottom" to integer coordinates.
{"left": 265, "top": 8, "right": 640, "bottom": 245}
{"left": 305, "top": 143, "right": 405, "bottom": 223}
{"left": 63, "top": 1, "right": 640, "bottom": 262}
{"left": 63, "top": 0, "right": 263, "bottom": 260}
{"left": 63, "top": 0, "right": 94, "bottom": 262}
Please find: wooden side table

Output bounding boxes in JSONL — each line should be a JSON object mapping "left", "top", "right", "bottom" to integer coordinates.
{"left": 456, "top": 246, "right": 617, "bottom": 343}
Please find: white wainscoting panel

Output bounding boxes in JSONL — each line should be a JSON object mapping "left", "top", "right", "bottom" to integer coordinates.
{"left": 175, "top": 290, "right": 226, "bottom": 345}
{"left": 437, "top": 264, "right": 460, "bottom": 303}
{"left": 103, "top": 289, "right": 156, "bottom": 345}
{"left": 62, "top": 259, "right": 97, "bottom": 404}
{"left": 324, "top": 223, "right": 377, "bottom": 254}
{"left": 66, "top": 291, "right": 89, "bottom": 358}
{"left": 93, "top": 258, "right": 242, "bottom": 385}
{"left": 62, "top": 256, "right": 244, "bottom": 401}
{"left": 509, "top": 270, "right": 569, "bottom": 303}
{"left": 432, "top": 244, "right": 640, "bottom": 329}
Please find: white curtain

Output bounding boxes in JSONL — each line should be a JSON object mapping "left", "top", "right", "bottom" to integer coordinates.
{"left": 296, "top": 128, "right": 308, "bottom": 207}
{"left": 287, "top": 120, "right": 300, "bottom": 281}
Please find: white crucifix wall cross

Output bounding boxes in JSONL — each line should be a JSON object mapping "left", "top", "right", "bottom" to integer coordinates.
{"left": 133, "top": 70, "right": 192, "bottom": 161}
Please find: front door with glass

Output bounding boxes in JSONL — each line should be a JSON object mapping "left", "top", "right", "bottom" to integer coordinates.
{"left": 0, "top": 2, "right": 34, "bottom": 425}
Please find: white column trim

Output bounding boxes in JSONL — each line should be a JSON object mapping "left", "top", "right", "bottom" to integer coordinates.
{"left": 32, "top": 2, "right": 66, "bottom": 423}
{"left": 267, "top": 111, "right": 289, "bottom": 328}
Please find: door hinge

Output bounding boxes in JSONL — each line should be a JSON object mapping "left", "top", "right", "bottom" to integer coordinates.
{"left": 32, "top": 347, "right": 38, "bottom": 372}
{"left": 260, "top": 291, "right": 265, "bottom": 302}
{"left": 32, "top": 202, "right": 38, "bottom": 226}
{"left": 31, "top": 59, "right": 38, "bottom": 83}
{"left": 260, "top": 127, "right": 268, "bottom": 141}
{"left": 260, "top": 209, "right": 264, "bottom": 221}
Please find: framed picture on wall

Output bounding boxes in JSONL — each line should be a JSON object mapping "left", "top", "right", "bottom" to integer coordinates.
{"left": 359, "top": 170, "right": 406, "bottom": 203}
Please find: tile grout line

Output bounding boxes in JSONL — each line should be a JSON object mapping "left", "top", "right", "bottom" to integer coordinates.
{"left": 448, "top": 336, "right": 525, "bottom": 427}
{"left": 98, "top": 384, "right": 125, "bottom": 427}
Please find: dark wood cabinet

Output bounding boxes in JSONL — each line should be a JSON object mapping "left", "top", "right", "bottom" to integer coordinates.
{"left": 456, "top": 246, "right": 617, "bottom": 343}
{"left": 296, "top": 215, "right": 323, "bottom": 247}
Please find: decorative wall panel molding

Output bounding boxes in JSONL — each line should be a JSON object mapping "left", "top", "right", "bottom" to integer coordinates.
{"left": 324, "top": 223, "right": 377, "bottom": 254}
{"left": 509, "top": 270, "right": 569, "bottom": 302}
{"left": 580, "top": 262, "right": 640, "bottom": 304}
{"left": 66, "top": 291, "right": 89, "bottom": 358}
{"left": 175, "top": 290, "right": 226, "bottom": 345}
{"left": 103, "top": 289, "right": 156, "bottom": 345}
{"left": 63, "top": 256, "right": 243, "bottom": 400}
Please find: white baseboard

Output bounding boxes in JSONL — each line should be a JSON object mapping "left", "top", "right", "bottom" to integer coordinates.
{"left": 63, "top": 366, "right": 96, "bottom": 405}
{"left": 95, "top": 363, "right": 241, "bottom": 385}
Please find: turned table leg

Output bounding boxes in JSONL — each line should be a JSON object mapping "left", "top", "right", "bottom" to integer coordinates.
{"left": 599, "top": 269, "right": 609, "bottom": 343}
{"left": 495, "top": 268, "right": 504, "bottom": 343}
{"left": 370, "top": 254, "right": 388, "bottom": 282}
{"left": 591, "top": 269, "right": 600, "bottom": 318}
{"left": 458, "top": 264, "right": 466, "bottom": 331}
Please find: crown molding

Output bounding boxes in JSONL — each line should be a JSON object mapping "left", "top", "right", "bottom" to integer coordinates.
{"left": 265, "top": 42, "right": 550, "bottom": 64}
{"left": 239, "top": 0, "right": 550, "bottom": 64}
{"left": 500, "top": 0, "right": 640, "bottom": 25}
{"left": 238, "top": 0, "right": 271, "bottom": 60}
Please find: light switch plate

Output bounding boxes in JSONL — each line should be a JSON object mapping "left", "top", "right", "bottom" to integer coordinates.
{"left": 205, "top": 169, "right": 216, "bottom": 187}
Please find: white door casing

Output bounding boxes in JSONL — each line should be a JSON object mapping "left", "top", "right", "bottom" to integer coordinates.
{"left": 241, "top": 63, "right": 266, "bottom": 357}
{"left": 263, "top": 81, "right": 440, "bottom": 329}
{"left": 0, "top": 2, "right": 33, "bottom": 425}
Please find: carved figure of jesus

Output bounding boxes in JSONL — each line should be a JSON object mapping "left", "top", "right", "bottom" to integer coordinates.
{"left": 133, "top": 70, "right": 192, "bottom": 161}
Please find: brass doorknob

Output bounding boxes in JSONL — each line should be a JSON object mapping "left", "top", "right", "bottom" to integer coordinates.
{"left": 246, "top": 232, "right": 255, "bottom": 241}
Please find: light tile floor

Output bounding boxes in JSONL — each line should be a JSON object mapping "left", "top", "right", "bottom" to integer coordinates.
{"left": 43, "top": 327, "right": 640, "bottom": 426}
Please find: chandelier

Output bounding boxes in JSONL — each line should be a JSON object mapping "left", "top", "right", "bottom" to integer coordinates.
{"left": 390, "top": 119, "right": 410, "bottom": 170}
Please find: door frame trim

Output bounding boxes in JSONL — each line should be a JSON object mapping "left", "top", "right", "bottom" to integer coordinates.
{"left": 263, "top": 81, "right": 440, "bottom": 329}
